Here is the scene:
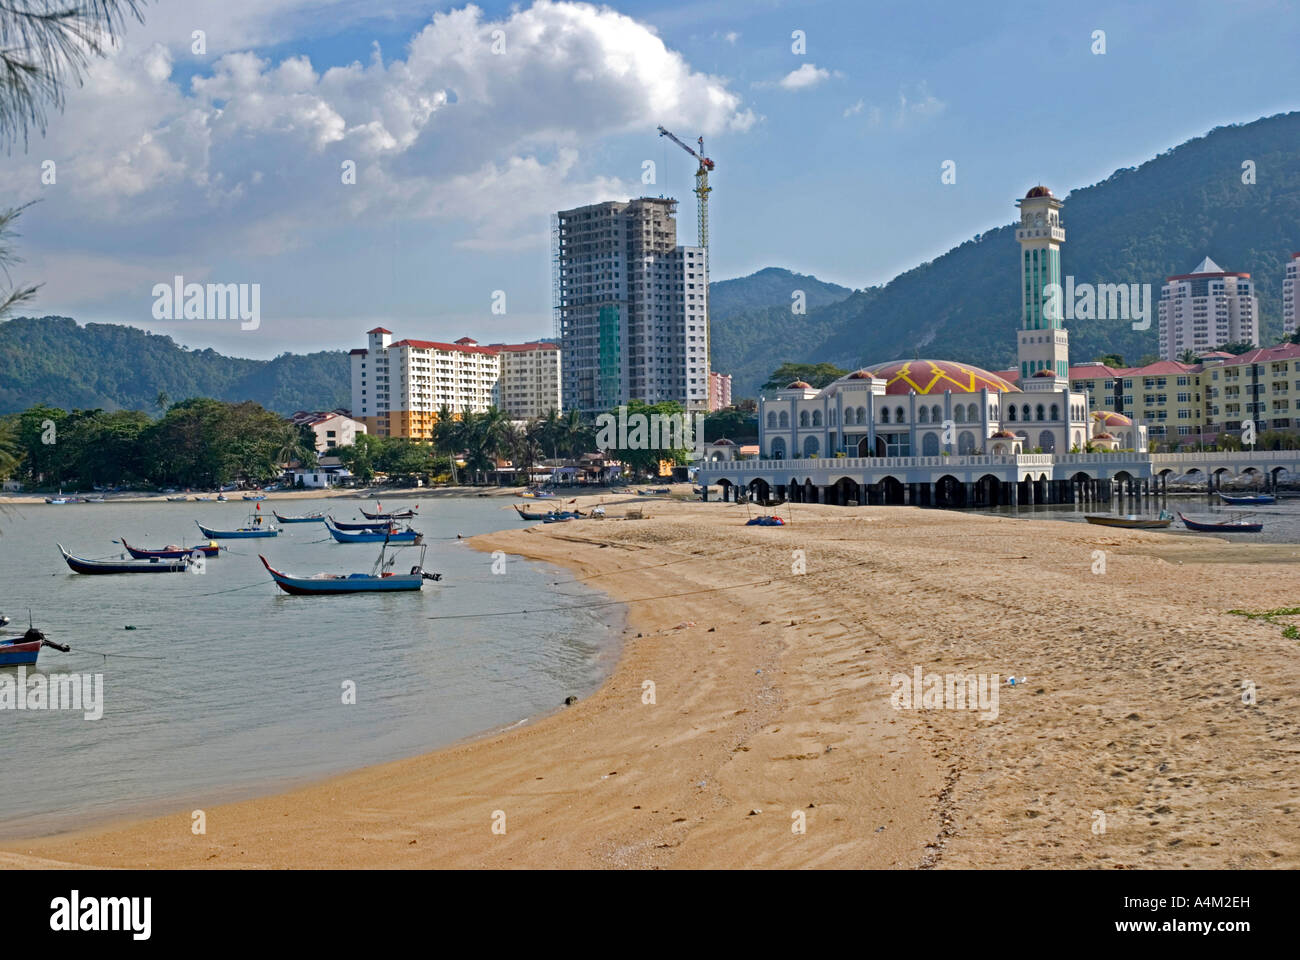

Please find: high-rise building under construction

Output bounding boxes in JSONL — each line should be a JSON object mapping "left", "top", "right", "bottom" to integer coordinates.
{"left": 553, "top": 198, "right": 709, "bottom": 415}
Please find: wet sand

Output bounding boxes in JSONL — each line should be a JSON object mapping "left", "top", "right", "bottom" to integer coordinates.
{"left": 3, "top": 499, "right": 1298, "bottom": 868}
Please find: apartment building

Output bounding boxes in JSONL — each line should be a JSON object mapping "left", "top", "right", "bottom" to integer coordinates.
{"left": 491, "top": 341, "right": 561, "bottom": 419}
{"left": 288, "top": 409, "right": 367, "bottom": 452}
{"left": 708, "top": 371, "right": 732, "bottom": 411}
{"left": 1156, "top": 257, "right": 1258, "bottom": 360}
{"left": 554, "top": 198, "right": 709, "bottom": 415}
{"left": 351, "top": 328, "right": 500, "bottom": 441}
{"left": 1284, "top": 252, "right": 1299, "bottom": 339}
{"left": 1203, "top": 343, "right": 1300, "bottom": 433}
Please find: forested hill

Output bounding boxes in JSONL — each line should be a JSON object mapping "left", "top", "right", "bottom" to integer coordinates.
{"left": 711, "top": 110, "right": 1300, "bottom": 397}
{"left": 0, "top": 316, "right": 349, "bottom": 415}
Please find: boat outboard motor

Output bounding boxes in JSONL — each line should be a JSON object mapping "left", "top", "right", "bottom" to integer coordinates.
{"left": 409, "top": 565, "right": 442, "bottom": 581}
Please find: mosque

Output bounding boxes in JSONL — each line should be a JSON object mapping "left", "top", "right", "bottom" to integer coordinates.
{"left": 756, "top": 186, "right": 1146, "bottom": 463}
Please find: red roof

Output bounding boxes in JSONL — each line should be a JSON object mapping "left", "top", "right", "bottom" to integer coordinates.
{"left": 367, "top": 327, "right": 392, "bottom": 335}
{"left": 1213, "top": 343, "right": 1300, "bottom": 366}
{"left": 390, "top": 338, "right": 499, "bottom": 355}
{"left": 454, "top": 336, "right": 478, "bottom": 345}
{"left": 349, "top": 348, "right": 368, "bottom": 355}
{"left": 862, "top": 359, "right": 1020, "bottom": 395}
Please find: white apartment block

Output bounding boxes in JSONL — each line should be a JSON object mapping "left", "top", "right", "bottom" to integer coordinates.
{"left": 289, "top": 409, "right": 366, "bottom": 452}
{"left": 351, "top": 328, "right": 500, "bottom": 440}
{"left": 554, "top": 198, "right": 709, "bottom": 415}
{"left": 1157, "top": 257, "right": 1258, "bottom": 360}
{"left": 1284, "top": 252, "right": 1299, "bottom": 339}
{"left": 491, "top": 341, "right": 561, "bottom": 419}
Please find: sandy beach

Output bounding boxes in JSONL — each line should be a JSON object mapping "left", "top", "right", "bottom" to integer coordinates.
{"left": 3, "top": 497, "right": 1298, "bottom": 869}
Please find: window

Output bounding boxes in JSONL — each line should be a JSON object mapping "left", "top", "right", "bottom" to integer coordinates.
{"left": 799, "top": 410, "right": 809, "bottom": 427}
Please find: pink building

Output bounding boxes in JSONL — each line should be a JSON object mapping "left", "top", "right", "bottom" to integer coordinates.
{"left": 708, "top": 371, "right": 732, "bottom": 411}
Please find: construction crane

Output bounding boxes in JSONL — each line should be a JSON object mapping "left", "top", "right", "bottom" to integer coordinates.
{"left": 656, "top": 125, "right": 714, "bottom": 253}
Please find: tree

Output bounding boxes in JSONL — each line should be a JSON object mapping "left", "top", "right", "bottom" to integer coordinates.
{"left": 1217, "top": 340, "right": 1257, "bottom": 355}
{"left": 0, "top": 1, "right": 146, "bottom": 151}
{"left": 599, "top": 399, "right": 692, "bottom": 478}
{"left": 1138, "top": 353, "right": 1160, "bottom": 366}
{"left": 703, "top": 408, "right": 757, "bottom": 442}
{"left": 335, "top": 432, "right": 383, "bottom": 483}
{"left": 155, "top": 391, "right": 169, "bottom": 412}
{"left": 431, "top": 404, "right": 463, "bottom": 485}
{"left": 276, "top": 421, "right": 318, "bottom": 470}
{"left": 1177, "top": 349, "right": 1198, "bottom": 364}
{"left": 1095, "top": 353, "right": 1124, "bottom": 368}
{"left": 762, "top": 362, "right": 847, "bottom": 390}
{"left": 0, "top": 417, "right": 19, "bottom": 478}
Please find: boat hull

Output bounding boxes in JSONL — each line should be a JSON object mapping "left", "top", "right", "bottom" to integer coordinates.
{"left": 0, "top": 639, "right": 40, "bottom": 667}
{"left": 1084, "top": 516, "right": 1172, "bottom": 529}
{"left": 1178, "top": 512, "right": 1264, "bottom": 533}
{"left": 59, "top": 545, "right": 189, "bottom": 574}
{"left": 326, "top": 525, "right": 422, "bottom": 543}
{"left": 259, "top": 556, "right": 423, "bottom": 594}
{"left": 272, "top": 512, "right": 325, "bottom": 523}
{"left": 195, "top": 522, "right": 278, "bottom": 539}
{"left": 122, "top": 537, "right": 220, "bottom": 559}
{"left": 327, "top": 516, "right": 396, "bottom": 530}
{"left": 1219, "top": 494, "right": 1276, "bottom": 505}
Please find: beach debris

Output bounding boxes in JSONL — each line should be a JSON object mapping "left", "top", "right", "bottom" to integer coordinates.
{"left": 675, "top": 621, "right": 696, "bottom": 630}
{"left": 875, "top": 826, "right": 885, "bottom": 832}
{"left": 124, "top": 625, "right": 137, "bottom": 630}
{"left": 748, "top": 809, "right": 761, "bottom": 816}
{"left": 1005, "top": 675, "right": 1027, "bottom": 686}
{"left": 563, "top": 695, "right": 578, "bottom": 706}
{"left": 755, "top": 668, "right": 762, "bottom": 675}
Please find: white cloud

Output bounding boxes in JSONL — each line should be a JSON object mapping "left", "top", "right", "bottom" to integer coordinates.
{"left": 896, "top": 83, "right": 946, "bottom": 124}
{"left": 779, "top": 63, "right": 833, "bottom": 91}
{"left": 843, "top": 98, "right": 863, "bottom": 117}
{"left": 2, "top": 1, "right": 756, "bottom": 257}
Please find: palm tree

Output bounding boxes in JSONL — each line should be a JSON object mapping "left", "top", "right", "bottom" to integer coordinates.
{"left": 0, "top": 418, "right": 20, "bottom": 477}
{"left": 432, "top": 404, "right": 462, "bottom": 485}
{"left": 561, "top": 409, "right": 589, "bottom": 458}
{"left": 0, "top": 3, "right": 146, "bottom": 317}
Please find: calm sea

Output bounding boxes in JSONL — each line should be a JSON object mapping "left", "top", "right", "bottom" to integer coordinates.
{"left": 0, "top": 497, "right": 623, "bottom": 840}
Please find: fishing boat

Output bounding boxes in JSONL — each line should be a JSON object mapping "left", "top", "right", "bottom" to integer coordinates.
{"left": 242, "top": 493, "right": 267, "bottom": 501}
{"left": 1083, "top": 512, "right": 1173, "bottom": 529}
{"left": 166, "top": 495, "right": 189, "bottom": 502}
{"left": 259, "top": 543, "right": 441, "bottom": 595}
{"left": 325, "top": 521, "right": 422, "bottom": 544}
{"left": 195, "top": 520, "right": 278, "bottom": 539}
{"left": 193, "top": 495, "right": 215, "bottom": 502}
{"left": 59, "top": 544, "right": 190, "bottom": 574}
{"left": 120, "top": 536, "right": 221, "bottom": 559}
{"left": 1178, "top": 512, "right": 1264, "bottom": 533}
{"left": 360, "top": 505, "right": 418, "bottom": 520}
{"left": 513, "top": 504, "right": 584, "bottom": 521}
{"left": 0, "top": 623, "right": 69, "bottom": 667}
{"left": 216, "top": 493, "right": 228, "bottom": 502}
{"left": 44, "top": 496, "right": 69, "bottom": 504}
{"left": 327, "top": 515, "right": 396, "bottom": 530}
{"left": 1219, "top": 493, "right": 1276, "bottom": 505}
{"left": 272, "top": 510, "right": 325, "bottom": 523}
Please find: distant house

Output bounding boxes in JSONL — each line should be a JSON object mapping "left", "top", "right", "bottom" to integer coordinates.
{"left": 289, "top": 459, "right": 353, "bottom": 488}
{"left": 289, "top": 409, "right": 366, "bottom": 453}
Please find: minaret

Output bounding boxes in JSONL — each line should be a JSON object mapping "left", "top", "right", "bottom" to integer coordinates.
{"left": 1015, "top": 185, "right": 1070, "bottom": 389}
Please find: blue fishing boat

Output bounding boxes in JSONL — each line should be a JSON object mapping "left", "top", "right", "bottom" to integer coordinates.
{"left": 242, "top": 493, "right": 267, "bottom": 501}
{"left": 1179, "top": 512, "right": 1264, "bottom": 533}
{"left": 325, "top": 521, "right": 422, "bottom": 543}
{"left": 195, "top": 520, "right": 278, "bottom": 539}
{"left": 259, "top": 544, "right": 440, "bottom": 595}
{"left": 59, "top": 544, "right": 190, "bottom": 574}
{"left": 360, "top": 504, "right": 418, "bottom": 520}
{"left": 272, "top": 510, "right": 325, "bottom": 523}
{"left": 1219, "top": 493, "right": 1276, "bottom": 505}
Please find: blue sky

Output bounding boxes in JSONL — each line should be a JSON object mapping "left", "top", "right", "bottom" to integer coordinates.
{"left": 2, "top": 0, "right": 1297, "bottom": 359}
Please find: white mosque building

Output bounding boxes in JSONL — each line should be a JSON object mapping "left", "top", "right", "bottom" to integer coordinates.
{"left": 756, "top": 186, "right": 1146, "bottom": 463}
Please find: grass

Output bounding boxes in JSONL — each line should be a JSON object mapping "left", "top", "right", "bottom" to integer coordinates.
{"left": 1227, "top": 606, "right": 1300, "bottom": 640}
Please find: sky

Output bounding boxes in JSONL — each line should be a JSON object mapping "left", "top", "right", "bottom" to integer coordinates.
{"left": 1, "top": 0, "right": 1298, "bottom": 359}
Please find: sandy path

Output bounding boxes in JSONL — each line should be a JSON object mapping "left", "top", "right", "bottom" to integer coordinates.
{"left": 3, "top": 500, "right": 1297, "bottom": 868}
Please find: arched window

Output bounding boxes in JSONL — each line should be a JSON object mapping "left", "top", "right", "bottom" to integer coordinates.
{"left": 829, "top": 408, "right": 837, "bottom": 426}
{"left": 778, "top": 411, "right": 789, "bottom": 429}
{"left": 1050, "top": 403, "right": 1060, "bottom": 421}
{"left": 922, "top": 432, "right": 940, "bottom": 456}
{"left": 880, "top": 407, "right": 890, "bottom": 424}
{"left": 966, "top": 403, "right": 978, "bottom": 422}
{"left": 813, "top": 410, "right": 824, "bottom": 427}
{"left": 857, "top": 406, "right": 867, "bottom": 424}
{"left": 918, "top": 406, "right": 929, "bottom": 423}
{"left": 931, "top": 404, "right": 941, "bottom": 423}
{"left": 766, "top": 411, "right": 777, "bottom": 429}
{"left": 843, "top": 407, "right": 855, "bottom": 426}
{"left": 799, "top": 410, "right": 809, "bottom": 427}
{"left": 1022, "top": 404, "right": 1031, "bottom": 421}
{"left": 803, "top": 435, "right": 819, "bottom": 457}
{"left": 958, "top": 431, "right": 976, "bottom": 455}
{"left": 1038, "top": 429, "right": 1055, "bottom": 453}
{"left": 954, "top": 405, "right": 966, "bottom": 423}
{"left": 771, "top": 438, "right": 786, "bottom": 459}
{"left": 1035, "top": 404, "right": 1045, "bottom": 421}
{"left": 895, "top": 406, "right": 905, "bottom": 423}
{"left": 1007, "top": 405, "right": 1016, "bottom": 421}
{"left": 990, "top": 404, "right": 998, "bottom": 419}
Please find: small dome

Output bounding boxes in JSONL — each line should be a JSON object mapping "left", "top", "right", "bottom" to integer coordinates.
{"left": 1094, "top": 432, "right": 1116, "bottom": 440}
{"left": 1032, "top": 369, "right": 1056, "bottom": 377}
{"left": 1092, "top": 410, "right": 1132, "bottom": 426}
{"left": 991, "top": 430, "right": 1017, "bottom": 439}
{"left": 785, "top": 380, "right": 812, "bottom": 390}
{"left": 846, "top": 369, "right": 877, "bottom": 380}
{"left": 1024, "top": 185, "right": 1053, "bottom": 199}
{"left": 858, "top": 359, "right": 1020, "bottom": 395}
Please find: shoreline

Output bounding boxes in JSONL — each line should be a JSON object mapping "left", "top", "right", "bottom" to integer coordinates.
{"left": 3, "top": 499, "right": 1299, "bottom": 868}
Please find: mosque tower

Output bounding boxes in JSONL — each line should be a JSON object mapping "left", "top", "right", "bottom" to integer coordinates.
{"left": 1015, "top": 185, "right": 1070, "bottom": 390}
